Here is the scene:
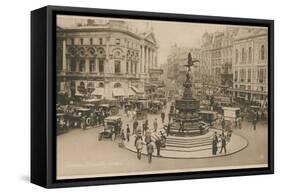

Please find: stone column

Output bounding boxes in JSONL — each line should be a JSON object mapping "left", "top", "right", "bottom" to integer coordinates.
{"left": 144, "top": 46, "right": 147, "bottom": 73}
{"left": 140, "top": 46, "right": 143, "bottom": 73}
{"left": 154, "top": 50, "right": 158, "bottom": 68}
{"left": 62, "top": 38, "right": 67, "bottom": 71}
{"left": 147, "top": 47, "right": 149, "bottom": 72}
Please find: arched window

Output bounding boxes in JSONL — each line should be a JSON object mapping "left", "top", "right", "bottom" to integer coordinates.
{"left": 70, "top": 59, "right": 76, "bottom": 72}
{"left": 114, "top": 60, "right": 121, "bottom": 73}
{"left": 113, "top": 82, "right": 122, "bottom": 88}
{"left": 98, "top": 82, "right": 104, "bottom": 88}
{"left": 79, "top": 82, "right": 85, "bottom": 88}
{"left": 97, "top": 48, "right": 105, "bottom": 73}
{"left": 261, "top": 45, "right": 265, "bottom": 60}
{"left": 78, "top": 60, "right": 85, "bottom": 72}
{"left": 248, "top": 47, "right": 252, "bottom": 64}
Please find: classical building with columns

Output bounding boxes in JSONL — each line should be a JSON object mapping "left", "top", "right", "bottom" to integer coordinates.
{"left": 56, "top": 19, "right": 159, "bottom": 99}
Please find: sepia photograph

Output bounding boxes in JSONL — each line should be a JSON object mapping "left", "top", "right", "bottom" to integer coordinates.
{"left": 55, "top": 14, "right": 269, "bottom": 180}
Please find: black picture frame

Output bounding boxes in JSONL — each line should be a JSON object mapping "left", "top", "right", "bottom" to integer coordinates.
{"left": 31, "top": 5, "right": 274, "bottom": 188}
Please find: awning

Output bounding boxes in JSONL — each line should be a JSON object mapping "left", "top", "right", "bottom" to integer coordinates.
{"left": 128, "top": 89, "right": 136, "bottom": 96}
{"left": 92, "top": 88, "right": 104, "bottom": 96}
{"left": 228, "top": 88, "right": 268, "bottom": 95}
{"left": 112, "top": 88, "right": 125, "bottom": 97}
{"left": 131, "top": 86, "right": 144, "bottom": 94}
{"left": 75, "top": 93, "right": 84, "bottom": 97}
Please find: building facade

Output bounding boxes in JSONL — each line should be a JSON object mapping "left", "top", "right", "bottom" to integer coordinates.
{"left": 166, "top": 45, "right": 201, "bottom": 97}
{"left": 232, "top": 28, "right": 268, "bottom": 105}
{"left": 200, "top": 28, "right": 238, "bottom": 95}
{"left": 57, "top": 19, "right": 159, "bottom": 100}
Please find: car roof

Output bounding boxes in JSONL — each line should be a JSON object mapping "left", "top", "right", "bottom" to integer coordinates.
{"left": 104, "top": 116, "right": 121, "bottom": 120}
{"left": 75, "top": 107, "right": 91, "bottom": 111}
{"left": 222, "top": 107, "right": 240, "bottom": 110}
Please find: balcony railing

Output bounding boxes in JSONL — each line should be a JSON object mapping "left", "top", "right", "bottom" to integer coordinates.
{"left": 57, "top": 71, "right": 140, "bottom": 79}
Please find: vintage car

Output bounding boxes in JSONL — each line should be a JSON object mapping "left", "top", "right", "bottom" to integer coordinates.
{"left": 198, "top": 110, "right": 218, "bottom": 126}
{"left": 98, "top": 103, "right": 119, "bottom": 116}
{"left": 212, "top": 96, "right": 232, "bottom": 114}
{"left": 222, "top": 107, "right": 241, "bottom": 124}
{"left": 148, "top": 100, "right": 163, "bottom": 114}
{"left": 66, "top": 107, "right": 92, "bottom": 129}
{"left": 98, "top": 116, "right": 122, "bottom": 141}
{"left": 56, "top": 113, "right": 69, "bottom": 135}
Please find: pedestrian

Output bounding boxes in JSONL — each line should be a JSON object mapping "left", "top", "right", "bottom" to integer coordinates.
{"left": 161, "top": 111, "right": 165, "bottom": 123}
{"left": 166, "top": 122, "right": 171, "bottom": 136}
{"left": 155, "top": 138, "right": 162, "bottom": 157}
{"left": 212, "top": 132, "right": 219, "bottom": 155}
{"left": 145, "top": 131, "right": 152, "bottom": 145}
{"left": 226, "top": 129, "right": 232, "bottom": 142}
{"left": 253, "top": 117, "right": 257, "bottom": 131}
{"left": 221, "top": 118, "right": 226, "bottom": 130}
{"left": 153, "top": 118, "right": 158, "bottom": 132}
{"left": 111, "top": 126, "right": 116, "bottom": 141}
{"left": 126, "top": 124, "right": 130, "bottom": 142}
{"left": 168, "top": 112, "right": 172, "bottom": 122}
{"left": 133, "top": 120, "right": 138, "bottom": 134}
{"left": 146, "top": 141, "right": 154, "bottom": 164}
{"left": 199, "top": 124, "right": 204, "bottom": 135}
{"left": 219, "top": 132, "right": 227, "bottom": 154}
{"left": 135, "top": 137, "right": 144, "bottom": 160}
{"left": 238, "top": 117, "right": 242, "bottom": 129}
{"left": 119, "top": 129, "right": 126, "bottom": 148}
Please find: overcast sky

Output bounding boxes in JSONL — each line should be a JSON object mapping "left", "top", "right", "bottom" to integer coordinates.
{"left": 57, "top": 15, "right": 254, "bottom": 64}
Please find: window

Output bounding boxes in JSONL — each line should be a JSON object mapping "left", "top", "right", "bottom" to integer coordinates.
{"left": 89, "top": 59, "right": 96, "bottom": 72}
{"left": 261, "top": 45, "right": 265, "bottom": 60}
{"left": 248, "top": 47, "right": 252, "bottom": 64}
{"left": 71, "top": 38, "right": 74, "bottom": 45}
{"left": 99, "top": 38, "right": 103, "bottom": 45}
{"left": 242, "top": 48, "right": 245, "bottom": 64}
{"left": 248, "top": 69, "right": 251, "bottom": 82}
{"left": 90, "top": 38, "right": 93, "bottom": 45}
{"left": 126, "top": 62, "right": 129, "bottom": 73}
{"left": 114, "top": 83, "right": 122, "bottom": 88}
{"left": 235, "top": 49, "right": 238, "bottom": 64}
{"left": 80, "top": 38, "right": 83, "bottom": 45}
{"left": 258, "top": 69, "right": 265, "bottom": 83}
{"left": 79, "top": 60, "right": 85, "bottom": 72}
{"left": 70, "top": 59, "right": 76, "bottom": 72}
{"left": 98, "top": 59, "right": 104, "bottom": 73}
{"left": 115, "top": 38, "right": 120, "bottom": 45}
{"left": 114, "top": 60, "right": 121, "bottom": 73}
{"left": 99, "top": 82, "right": 104, "bottom": 88}
{"left": 240, "top": 69, "right": 246, "bottom": 82}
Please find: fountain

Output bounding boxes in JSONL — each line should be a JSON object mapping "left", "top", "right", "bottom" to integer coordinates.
{"left": 170, "top": 53, "right": 209, "bottom": 136}
{"left": 124, "top": 53, "right": 248, "bottom": 158}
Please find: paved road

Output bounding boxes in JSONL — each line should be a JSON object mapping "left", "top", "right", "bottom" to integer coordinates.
{"left": 57, "top": 108, "right": 268, "bottom": 179}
